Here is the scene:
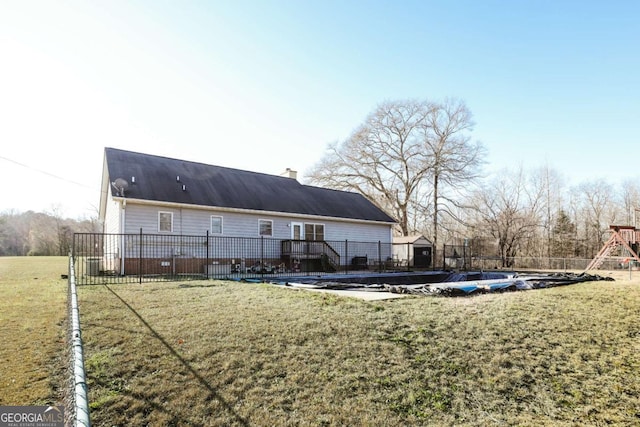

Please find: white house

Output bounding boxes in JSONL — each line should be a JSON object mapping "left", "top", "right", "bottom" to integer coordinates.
{"left": 98, "top": 148, "right": 397, "bottom": 275}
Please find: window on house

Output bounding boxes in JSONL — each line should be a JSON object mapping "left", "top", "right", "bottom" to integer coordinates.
{"left": 158, "top": 211, "right": 173, "bottom": 233}
{"left": 259, "top": 219, "right": 273, "bottom": 237}
{"left": 304, "top": 223, "right": 325, "bottom": 241}
{"left": 211, "top": 216, "right": 223, "bottom": 234}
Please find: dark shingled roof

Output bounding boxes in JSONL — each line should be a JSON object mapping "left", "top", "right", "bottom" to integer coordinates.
{"left": 104, "top": 148, "right": 396, "bottom": 223}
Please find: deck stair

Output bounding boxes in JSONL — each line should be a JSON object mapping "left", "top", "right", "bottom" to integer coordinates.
{"left": 282, "top": 240, "right": 340, "bottom": 272}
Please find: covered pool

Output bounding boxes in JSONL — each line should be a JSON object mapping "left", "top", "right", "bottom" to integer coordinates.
{"left": 268, "top": 270, "right": 614, "bottom": 297}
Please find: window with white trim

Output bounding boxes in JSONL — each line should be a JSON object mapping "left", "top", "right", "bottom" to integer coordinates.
{"left": 304, "top": 223, "right": 324, "bottom": 241}
{"left": 259, "top": 219, "right": 273, "bottom": 236}
{"left": 158, "top": 211, "right": 173, "bottom": 233}
{"left": 211, "top": 215, "right": 223, "bottom": 234}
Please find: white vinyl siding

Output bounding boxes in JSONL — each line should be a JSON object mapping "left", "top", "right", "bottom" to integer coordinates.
{"left": 103, "top": 195, "right": 122, "bottom": 233}
{"left": 120, "top": 203, "right": 392, "bottom": 243}
{"left": 115, "top": 202, "right": 394, "bottom": 264}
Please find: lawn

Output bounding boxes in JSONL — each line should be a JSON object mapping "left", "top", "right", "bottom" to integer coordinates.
{"left": 1, "top": 256, "right": 638, "bottom": 425}
{"left": 0, "top": 256, "right": 68, "bottom": 406}
{"left": 78, "top": 276, "right": 640, "bottom": 426}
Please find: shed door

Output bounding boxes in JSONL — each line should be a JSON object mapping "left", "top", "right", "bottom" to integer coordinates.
{"left": 413, "top": 246, "right": 431, "bottom": 268}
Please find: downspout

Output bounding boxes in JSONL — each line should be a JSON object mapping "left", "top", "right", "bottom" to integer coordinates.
{"left": 120, "top": 199, "right": 126, "bottom": 275}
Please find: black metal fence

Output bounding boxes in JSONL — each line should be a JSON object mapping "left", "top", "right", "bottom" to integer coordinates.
{"left": 72, "top": 232, "right": 425, "bottom": 285}
{"left": 72, "top": 233, "right": 612, "bottom": 285}
{"left": 441, "top": 244, "right": 617, "bottom": 272}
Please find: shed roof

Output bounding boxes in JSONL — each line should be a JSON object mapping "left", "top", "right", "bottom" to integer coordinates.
{"left": 393, "top": 235, "right": 432, "bottom": 246}
{"left": 103, "top": 147, "right": 396, "bottom": 223}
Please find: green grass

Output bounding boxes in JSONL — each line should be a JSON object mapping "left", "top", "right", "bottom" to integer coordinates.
{"left": 79, "top": 279, "right": 640, "bottom": 426}
{"left": 0, "top": 256, "right": 68, "bottom": 405}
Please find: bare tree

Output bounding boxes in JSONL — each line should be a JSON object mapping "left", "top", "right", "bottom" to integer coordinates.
{"left": 307, "top": 99, "right": 433, "bottom": 236}
{"left": 620, "top": 179, "right": 640, "bottom": 226}
{"left": 307, "top": 98, "right": 484, "bottom": 246}
{"left": 529, "top": 164, "right": 565, "bottom": 258}
{"left": 577, "top": 179, "right": 618, "bottom": 256}
{"left": 0, "top": 210, "right": 32, "bottom": 255}
{"left": 422, "top": 98, "right": 485, "bottom": 255}
{"left": 469, "top": 167, "right": 542, "bottom": 267}
{"left": 0, "top": 215, "right": 7, "bottom": 256}
{"left": 27, "top": 213, "right": 57, "bottom": 255}
{"left": 49, "top": 205, "right": 69, "bottom": 255}
{"left": 0, "top": 209, "right": 99, "bottom": 256}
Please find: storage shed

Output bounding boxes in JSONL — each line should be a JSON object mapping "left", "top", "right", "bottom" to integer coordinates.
{"left": 393, "top": 235, "right": 433, "bottom": 268}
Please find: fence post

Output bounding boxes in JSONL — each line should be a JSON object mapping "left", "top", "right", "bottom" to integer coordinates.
{"left": 206, "top": 230, "right": 210, "bottom": 279}
{"left": 345, "top": 240, "right": 348, "bottom": 274}
{"left": 261, "top": 236, "right": 264, "bottom": 280}
{"left": 72, "top": 234, "right": 77, "bottom": 276}
{"left": 139, "top": 228, "right": 143, "bottom": 284}
{"left": 120, "top": 233, "right": 125, "bottom": 278}
{"left": 463, "top": 244, "right": 467, "bottom": 271}
{"left": 406, "top": 242, "right": 410, "bottom": 272}
{"left": 305, "top": 240, "right": 310, "bottom": 275}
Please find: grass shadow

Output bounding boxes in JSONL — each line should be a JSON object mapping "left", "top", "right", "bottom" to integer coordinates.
{"left": 104, "top": 285, "right": 250, "bottom": 426}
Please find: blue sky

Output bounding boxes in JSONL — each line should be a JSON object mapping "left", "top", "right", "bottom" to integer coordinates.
{"left": 0, "top": 1, "right": 638, "bottom": 218}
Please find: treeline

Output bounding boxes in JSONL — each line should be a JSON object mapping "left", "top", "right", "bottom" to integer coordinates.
{"left": 448, "top": 167, "right": 639, "bottom": 265}
{"left": 308, "top": 98, "right": 639, "bottom": 266}
{"left": 0, "top": 210, "right": 99, "bottom": 256}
